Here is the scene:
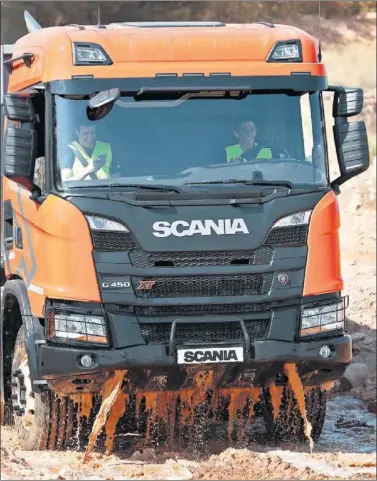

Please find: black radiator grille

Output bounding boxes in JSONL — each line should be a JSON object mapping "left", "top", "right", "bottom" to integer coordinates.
{"left": 92, "top": 231, "right": 137, "bottom": 251}
{"left": 129, "top": 246, "right": 273, "bottom": 268}
{"left": 133, "top": 300, "right": 289, "bottom": 317}
{"left": 132, "top": 273, "right": 273, "bottom": 298}
{"left": 264, "top": 226, "right": 308, "bottom": 246}
{"left": 140, "top": 319, "right": 269, "bottom": 345}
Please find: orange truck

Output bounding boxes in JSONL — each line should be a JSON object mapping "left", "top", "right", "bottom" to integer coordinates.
{"left": 0, "top": 11, "right": 370, "bottom": 452}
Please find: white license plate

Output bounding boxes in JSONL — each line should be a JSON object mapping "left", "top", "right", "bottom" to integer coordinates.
{"left": 177, "top": 347, "right": 244, "bottom": 365}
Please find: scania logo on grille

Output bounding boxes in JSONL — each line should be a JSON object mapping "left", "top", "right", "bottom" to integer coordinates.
{"left": 136, "top": 280, "right": 156, "bottom": 290}
{"left": 152, "top": 218, "right": 249, "bottom": 237}
{"left": 277, "top": 273, "right": 290, "bottom": 286}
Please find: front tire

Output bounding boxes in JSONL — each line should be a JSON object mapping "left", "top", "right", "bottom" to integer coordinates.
{"left": 11, "top": 326, "right": 87, "bottom": 450}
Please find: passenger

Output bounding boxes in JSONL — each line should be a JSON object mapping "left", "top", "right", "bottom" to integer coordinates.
{"left": 61, "top": 121, "right": 112, "bottom": 181}
{"left": 225, "top": 120, "right": 276, "bottom": 163}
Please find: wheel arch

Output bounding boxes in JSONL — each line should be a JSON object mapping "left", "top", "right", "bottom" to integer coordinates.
{"left": 1, "top": 279, "right": 45, "bottom": 415}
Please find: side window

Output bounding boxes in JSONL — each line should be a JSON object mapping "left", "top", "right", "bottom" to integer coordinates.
{"left": 30, "top": 92, "right": 46, "bottom": 191}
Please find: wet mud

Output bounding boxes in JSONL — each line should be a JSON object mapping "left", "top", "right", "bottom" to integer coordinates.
{"left": 79, "top": 362, "right": 322, "bottom": 463}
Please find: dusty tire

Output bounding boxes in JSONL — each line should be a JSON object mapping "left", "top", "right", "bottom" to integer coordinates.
{"left": 263, "top": 385, "right": 327, "bottom": 445}
{"left": 11, "top": 326, "right": 84, "bottom": 450}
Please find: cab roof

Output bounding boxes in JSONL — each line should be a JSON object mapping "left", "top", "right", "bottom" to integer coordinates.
{"left": 9, "top": 21, "right": 325, "bottom": 91}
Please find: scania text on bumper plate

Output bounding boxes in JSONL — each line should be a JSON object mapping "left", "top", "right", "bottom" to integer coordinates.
{"left": 177, "top": 347, "right": 244, "bottom": 364}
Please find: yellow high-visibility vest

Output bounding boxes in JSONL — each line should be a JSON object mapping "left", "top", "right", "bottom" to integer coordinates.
{"left": 70, "top": 141, "right": 112, "bottom": 180}
{"left": 225, "top": 143, "right": 273, "bottom": 162}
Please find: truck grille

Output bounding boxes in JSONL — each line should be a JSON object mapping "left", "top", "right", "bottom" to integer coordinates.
{"left": 129, "top": 246, "right": 273, "bottom": 268}
{"left": 92, "top": 232, "right": 137, "bottom": 251}
{"left": 140, "top": 319, "right": 269, "bottom": 345}
{"left": 92, "top": 225, "right": 307, "bottom": 251}
{"left": 264, "top": 226, "right": 308, "bottom": 246}
{"left": 133, "top": 300, "right": 289, "bottom": 316}
{"left": 132, "top": 273, "right": 273, "bottom": 298}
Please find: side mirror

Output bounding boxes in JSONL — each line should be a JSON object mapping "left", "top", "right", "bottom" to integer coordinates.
{"left": 4, "top": 91, "right": 37, "bottom": 122}
{"left": 328, "top": 85, "right": 370, "bottom": 190}
{"left": 331, "top": 120, "right": 370, "bottom": 189}
{"left": 331, "top": 86, "right": 364, "bottom": 118}
{"left": 3, "top": 127, "right": 37, "bottom": 178}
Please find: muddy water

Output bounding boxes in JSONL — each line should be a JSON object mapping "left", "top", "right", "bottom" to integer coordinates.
{"left": 284, "top": 363, "right": 314, "bottom": 451}
{"left": 83, "top": 370, "right": 127, "bottom": 463}
{"left": 81, "top": 362, "right": 325, "bottom": 463}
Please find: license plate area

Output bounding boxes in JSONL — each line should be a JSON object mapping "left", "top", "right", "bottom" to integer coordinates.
{"left": 177, "top": 346, "right": 244, "bottom": 365}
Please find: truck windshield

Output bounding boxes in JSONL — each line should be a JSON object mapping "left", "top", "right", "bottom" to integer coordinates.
{"left": 53, "top": 90, "right": 328, "bottom": 190}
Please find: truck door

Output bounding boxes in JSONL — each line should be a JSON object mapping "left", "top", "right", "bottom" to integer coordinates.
{"left": 1, "top": 45, "right": 14, "bottom": 285}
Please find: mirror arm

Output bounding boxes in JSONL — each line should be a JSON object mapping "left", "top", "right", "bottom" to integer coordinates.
{"left": 29, "top": 184, "right": 47, "bottom": 204}
{"left": 330, "top": 176, "right": 347, "bottom": 193}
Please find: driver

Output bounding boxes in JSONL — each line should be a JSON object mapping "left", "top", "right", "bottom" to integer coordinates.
{"left": 225, "top": 119, "right": 276, "bottom": 163}
{"left": 61, "top": 121, "right": 113, "bottom": 181}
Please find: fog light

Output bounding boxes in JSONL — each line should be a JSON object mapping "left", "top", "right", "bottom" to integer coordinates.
{"left": 79, "top": 354, "right": 94, "bottom": 368}
{"left": 319, "top": 345, "right": 332, "bottom": 358}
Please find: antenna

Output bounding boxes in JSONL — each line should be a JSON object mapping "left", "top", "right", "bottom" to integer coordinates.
{"left": 97, "top": 1, "right": 101, "bottom": 26}
{"left": 318, "top": 0, "right": 322, "bottom": 62}
{"left": 24, "top": 10, "right": 42, "bottom": 33}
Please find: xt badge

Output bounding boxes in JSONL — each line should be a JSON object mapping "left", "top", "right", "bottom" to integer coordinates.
{"left": 277, "top": 273, "right": 290, "bottom": 286}
{"left": 137, "top": 280, "right": 156, "bottom": 290}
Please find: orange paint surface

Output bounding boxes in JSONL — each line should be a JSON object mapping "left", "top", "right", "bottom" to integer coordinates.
{"left": 304, "top": 190, "right": 343, "bottom": 296}
{"left": 8, "top": 22, "right": 325, "bottom": 91}
{"left": 2, "top": 182, "right": 100, "bottom": 317}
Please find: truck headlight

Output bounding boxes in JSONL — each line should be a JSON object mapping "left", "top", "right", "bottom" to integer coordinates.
{"left": 86, "top": 215, "right": 129, "bottom": 232}
{"left": 300, "top": 300, "right": 346, "bottom": 337}
{"left": 48, "top": 312, "right": 108, "bottom": 344}
{"left": 272, "top": 210, "right": 312, "bottom": 228}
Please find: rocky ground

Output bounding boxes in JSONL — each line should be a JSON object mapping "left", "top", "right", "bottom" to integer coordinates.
{"left": 1, "top": 11, "right": 376, "bottom": 481}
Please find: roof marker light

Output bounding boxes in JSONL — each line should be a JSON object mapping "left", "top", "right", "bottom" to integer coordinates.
{"left": 267, "top": 40, "right": 303, "bottom": 63}
{"left": 73, "top": 42, "right": 113, "bottom": 66}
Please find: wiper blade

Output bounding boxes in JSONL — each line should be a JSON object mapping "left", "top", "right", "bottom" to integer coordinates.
{"left": 69, "top": 183, "right": 182, "bottom": 193}
{"left": 105, "top": 183, "right": 182, "bottom": 193}
{"left": 184, "top": 179, "right": 293, "bottom": 189}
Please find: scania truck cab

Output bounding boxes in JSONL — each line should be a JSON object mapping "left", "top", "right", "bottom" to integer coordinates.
{"left": 0, "top": 13, "right": 370, "bottom": 451}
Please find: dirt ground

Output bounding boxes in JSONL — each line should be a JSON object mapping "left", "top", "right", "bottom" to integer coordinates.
{"left": 1, "top": 12, "right": 376, "bottom": 481}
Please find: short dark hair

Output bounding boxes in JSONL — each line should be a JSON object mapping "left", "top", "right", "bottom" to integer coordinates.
{"left": 236, "top": 119, "right": 257, "bottom": 131}
{"left": 76, "top": 121, "right": 96, "bottom": 131}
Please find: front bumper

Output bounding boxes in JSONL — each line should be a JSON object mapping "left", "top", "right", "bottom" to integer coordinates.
{"left": 38, "top": 334, "right": 352, "bottom": 391}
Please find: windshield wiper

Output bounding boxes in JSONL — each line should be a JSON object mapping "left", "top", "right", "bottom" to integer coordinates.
{"left": 184, "top": 179, "right": 293, "bottom": 189}
{"left": 68, "top": 183, "right": 182, "bottom": 193}
{"left": 104, "top": 183, "right": 182, "bottom": 193}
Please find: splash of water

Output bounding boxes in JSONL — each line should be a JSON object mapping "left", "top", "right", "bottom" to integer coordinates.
{"left": 284, "top": 363, "right": 314, "bottom": 452}
{"left": 83, "top": 370, "right": 127, "bottom": 463}
{"left": 78, "top": 363, "right": 322, "bottom": 460}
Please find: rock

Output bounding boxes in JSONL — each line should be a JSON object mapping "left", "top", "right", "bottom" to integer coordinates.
{"left": 339, "top": 363, "right": 369, "bottom": 392}
{"left": 335, "top": 418, "right": 374, "bottom": 429}
{"left": 351, "top": 332, "right": 367, "bottom": 343}
{"left": 367, "top": 401, "right": 376, "bottom": 415}
{"left": 58, "top": 467, "right": 78, "bottom": 480}
{"left": 18, "top": 469, "right": 33, "bottom": 477}
{"left": 131, "top": 447, "right": 156, "bottom": 462}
